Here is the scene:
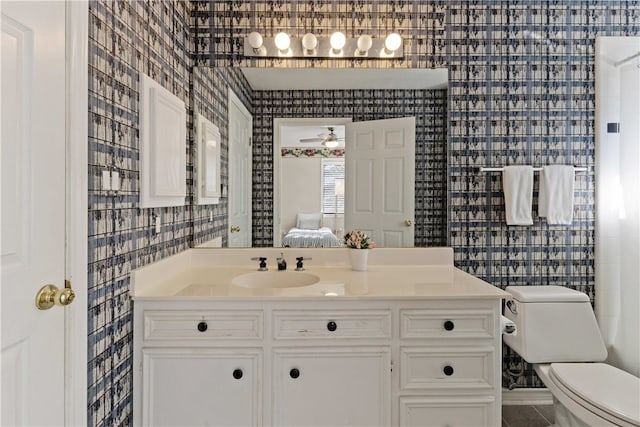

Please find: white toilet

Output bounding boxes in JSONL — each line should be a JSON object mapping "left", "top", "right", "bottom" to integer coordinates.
{"left": 503, "top": 285, "right": 640, "bottom": 427}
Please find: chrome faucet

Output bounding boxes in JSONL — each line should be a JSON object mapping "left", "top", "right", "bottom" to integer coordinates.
{"left": 277, "top": 252, "right": 287, "bottom": 271}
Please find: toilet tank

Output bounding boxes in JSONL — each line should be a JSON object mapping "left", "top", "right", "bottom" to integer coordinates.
{"left": 503, "top": 286, "right": 607, "bottom": 363}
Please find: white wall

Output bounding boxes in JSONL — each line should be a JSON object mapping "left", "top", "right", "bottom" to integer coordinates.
{"left": 281, "top": 157, "right": 322, "bottom": 232}
{"left": 280, "top": 157, "right": 345, "bottom": 237}
{"left": 595, "top": 36, "right": 640, "bottom": 376}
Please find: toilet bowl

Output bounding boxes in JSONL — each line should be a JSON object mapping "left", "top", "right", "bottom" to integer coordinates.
{"left": 503, "top": 286, "right": 640, "bottom": 427}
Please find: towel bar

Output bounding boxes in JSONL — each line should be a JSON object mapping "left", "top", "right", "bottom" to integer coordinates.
{"left": 479, "top": 166, "right": 588, "bottom": 173}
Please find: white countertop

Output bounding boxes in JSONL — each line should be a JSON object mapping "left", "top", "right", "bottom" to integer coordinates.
{"left": 130, "top": 248, "right": 507, "bottom": 301}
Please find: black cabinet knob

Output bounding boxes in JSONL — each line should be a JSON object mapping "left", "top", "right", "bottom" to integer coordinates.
{"left": 233, "top": 369, "right": 243, "bottom": 379}
{"left": 443, "top": 320, "right": 455, "bottom": 331}
{"left": 443, "top": 365, "right": 454, "bottom": 376}
{"left": 327, "top": 321, "right": 337, "bottom": 332}
{"left": 197, "top": 321, "right": 208, "bottom": 332}
{"left": 289, "top": 368, "right": 300, "bottom": 379}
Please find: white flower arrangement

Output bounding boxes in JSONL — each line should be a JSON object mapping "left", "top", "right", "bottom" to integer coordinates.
{"left": 343, "top": 230, "right": 376, "bottom": 249}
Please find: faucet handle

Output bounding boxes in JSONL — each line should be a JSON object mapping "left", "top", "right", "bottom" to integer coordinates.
{"left": 250, "top": 257, "right": 268, "bottom": 271}
{"left": 295, "top": 257, "right": 312, "bottom": 271}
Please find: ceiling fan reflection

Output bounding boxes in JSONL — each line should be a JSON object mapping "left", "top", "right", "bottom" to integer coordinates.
{"left": 299, "top": 126, "right": 344, "bottom": 147}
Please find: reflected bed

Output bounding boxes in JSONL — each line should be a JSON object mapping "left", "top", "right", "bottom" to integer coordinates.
{"left": 281, "top": 227, "right": 342, "bottom": 248}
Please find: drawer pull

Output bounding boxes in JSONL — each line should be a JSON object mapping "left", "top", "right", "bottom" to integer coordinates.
{"left": 443, "top": 320, "right": 455, "bottom": 331}
{"left": 197, "top": 321, "right": 208, "bottom": 332}
{"left": 327, "top": 321, "right": 337, "bottom": 332}
{"left": 233, "top": 369, "right": 243, "bottom": 380}
{"left": 443, "top": 365, "right": 454, "bottom": 376}
{"left": 289, "top": 368, "right": 300, "bottom": 379}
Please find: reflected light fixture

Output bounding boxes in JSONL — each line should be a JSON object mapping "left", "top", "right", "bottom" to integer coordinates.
{"left": 324, "top": 139, "right": 339, "bottom": 148}
{"left": 384, "top": 32, "right": 402, "bottom": 53}
{"left": 330, "top": 31, "right": 346, "bottom": 51}
{"left": 274, "top": 32, "right": 291, "bottom": 52}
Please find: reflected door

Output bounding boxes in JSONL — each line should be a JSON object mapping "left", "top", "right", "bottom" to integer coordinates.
{"left": 1, "top": 1, "right": 67, "bottom": 424}
{"left": 345, "top": 117, "right": 415, "bottom": 247}
{"left": 228, "top": 90, "right": 253, "bottom": 247}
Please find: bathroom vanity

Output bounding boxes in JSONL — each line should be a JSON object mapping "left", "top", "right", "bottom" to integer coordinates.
{"left": 131, "top": 248, "right": 507, "bottom": 426}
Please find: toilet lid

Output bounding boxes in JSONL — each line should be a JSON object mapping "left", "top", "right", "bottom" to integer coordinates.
{"left": 550, "top": 363, "right": 640, "bottom": 425}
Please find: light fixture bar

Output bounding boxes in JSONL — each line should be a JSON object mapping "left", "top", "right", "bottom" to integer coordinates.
{"left": 244, "top": 35, "right": 403, "bottom": 59}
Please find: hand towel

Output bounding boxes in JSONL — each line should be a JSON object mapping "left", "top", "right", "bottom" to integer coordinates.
{"left": 538, "top": 165, "right": 575, "bottom": 225}
{"left": 502, "top": 166, "right": 534, "bottom": 225}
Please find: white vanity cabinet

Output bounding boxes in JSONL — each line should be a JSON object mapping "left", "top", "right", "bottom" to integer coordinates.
{"left": 133, "top": 299, "right": 502, "bottom": 427}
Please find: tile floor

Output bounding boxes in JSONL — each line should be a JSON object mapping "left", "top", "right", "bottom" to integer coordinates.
{"left": 502, "top": 405, "right": 555, "bottom": 427}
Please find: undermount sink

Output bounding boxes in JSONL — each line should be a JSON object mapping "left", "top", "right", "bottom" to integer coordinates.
{"left": 232, "top": 271, "right": 320, "bottom": 289}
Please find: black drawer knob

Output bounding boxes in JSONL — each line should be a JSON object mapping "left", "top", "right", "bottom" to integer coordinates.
{"left": 197, "top": 321, "right": 208, "bottom": 332}
{"left": 289, "top": 368, "right": 300, "bottom": 379}
{"left": 443, "top": 320, "right": 455, "bottom": 331}
{"left": 443, "top": 365, "right": 454, "bottom": 376}
{"left": 327, "top": 321, "right": 337, "bottom": 332}
{"left": 233, "top": 369, "right": 243, "bottom": 380}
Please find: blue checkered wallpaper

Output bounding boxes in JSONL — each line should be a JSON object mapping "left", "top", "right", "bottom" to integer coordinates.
{"left": 88, "top": 1, "right": 195, "bottom": 425}
{"left": 86, "top": 1, "right": 640, "bottom": 424}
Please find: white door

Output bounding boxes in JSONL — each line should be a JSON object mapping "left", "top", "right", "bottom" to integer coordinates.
{"left": 345, "top": 117, "right": 415, "bottom": 247}
{"left": 1, "top": 1, "right": 68, "bottom": 425}
{"left": 228, "top": 89, "right": 252, "bottom": 247}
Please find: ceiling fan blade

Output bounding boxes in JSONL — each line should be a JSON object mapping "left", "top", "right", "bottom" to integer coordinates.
{"left": 299, "top": 137, "right": 324, "bottom": 143}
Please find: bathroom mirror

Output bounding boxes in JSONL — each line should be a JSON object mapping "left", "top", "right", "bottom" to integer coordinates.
{"left": 192, "top": 66, "right": 449, "bottom": 248}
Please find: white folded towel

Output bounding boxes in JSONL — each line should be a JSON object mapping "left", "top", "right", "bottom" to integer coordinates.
{"left": 502, "top": 166, "right": 534, "bottom": 225}
{"left": 538, "top": 165, "right": 575, "bottom": 225}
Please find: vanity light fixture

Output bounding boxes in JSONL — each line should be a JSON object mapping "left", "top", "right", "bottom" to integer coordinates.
{"left": 274, "top": 32, "right": 291, "bottom": 55}
{"left": 243, "top": 32, "right": 403, "bottom": 58}
{"left": 356, "top": 34, "right": 373, "bottom": 56}
{"left": 247, "top": 31, "right": 264, "bottom": 52}
{"left": 301, "top": 33, "right": 318, "bottom": 53}
{"left": 329, "top": 31, "right": 346, "bottom": 52}
{"left": 384, "top": 32, "right": 402, "bottom": 53}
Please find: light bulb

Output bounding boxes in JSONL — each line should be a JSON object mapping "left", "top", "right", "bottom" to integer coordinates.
{"left": 384, "top": 32, "right": 402, "bottom": 52}
{"left": 330, "top": 31, "right": 346, "bottom": 50}
{"left": 247, "top": 31, "right": 263, "bottom": 49}
{"left": 302, "top": 33, "right": 318, "bottom": 51}
{"left": 324, "top": 140, "right": 339, "bottom": 148}
{"left": 357, "top": 34, "right": 373, "bottom": 53}
{"left": 274, "top": 32, "right": 291, "bottom": 51}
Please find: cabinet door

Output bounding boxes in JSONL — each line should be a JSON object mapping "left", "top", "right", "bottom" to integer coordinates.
{"left": 142, "top": 348, "right": 261, "bottom": 426}
{"left": 273, "top": 347, "right": 391, "bottom": 426}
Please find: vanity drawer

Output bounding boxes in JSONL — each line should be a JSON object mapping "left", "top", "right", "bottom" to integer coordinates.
{"left": 400, "top": 346, "right": 494, "bottom": 390}
{"left": 143, "top": 310, "right": 263, "bottom": 341}
{"left": 399, "top": 396, "right": 496, "bottom": 427}
{"left": 273, "top": 310, "right": 391, "bottom": 340}
{"left": 400, "top": 309, "right": 494, "bottom": 340}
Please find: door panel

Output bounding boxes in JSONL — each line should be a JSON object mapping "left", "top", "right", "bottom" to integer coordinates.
{"left": 228, "top": 90, "right": 252, "bottom": 247}
{"left": 1, "top": 1, "right": 66, "bottom": 425}
{"left": 345, "top": 117, "right": 415, "bottom": 247}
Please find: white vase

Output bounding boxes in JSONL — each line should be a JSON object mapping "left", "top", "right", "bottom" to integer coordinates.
{"left": 349, "top": 249, "right": 369, "bottom": 271}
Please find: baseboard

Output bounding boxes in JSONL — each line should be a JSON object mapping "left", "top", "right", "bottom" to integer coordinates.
{"left": 502, "top": 388, "right": 553, "bottom": 405}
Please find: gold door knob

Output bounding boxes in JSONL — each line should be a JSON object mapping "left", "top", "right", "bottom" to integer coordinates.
{"left": 404, "top": 219, "right": 413, "bottom": 227}
{"left": 35, "top": 280, "right": 75, "bottom": 310}
{"left": 230, "top": 225, "right": 241, "bottom": 233}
